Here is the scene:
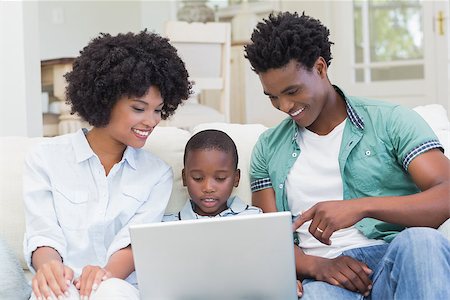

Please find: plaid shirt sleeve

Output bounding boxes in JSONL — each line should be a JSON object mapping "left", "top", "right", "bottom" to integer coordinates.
{"left": 250, "top": 133, "right": 273, "bottom": 192}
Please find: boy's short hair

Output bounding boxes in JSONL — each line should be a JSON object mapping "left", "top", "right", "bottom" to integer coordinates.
{"left": 244, "top": 11, "right": 333, "bottom": 73}
{"left": 184, "top": 129, "right": 238, "bottom": 170}
{"left": 65, "top": 30, "right": 192, "bottom": 127}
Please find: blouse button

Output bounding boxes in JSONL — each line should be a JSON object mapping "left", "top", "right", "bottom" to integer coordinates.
{"left": 292, "top": 152, "right": 297, "bottom": 158}
{"left": 365, "top": 150, "right": 371, "bottom": 156}
{"left": 279, "top": 184, "right": 284, "bottom": 189}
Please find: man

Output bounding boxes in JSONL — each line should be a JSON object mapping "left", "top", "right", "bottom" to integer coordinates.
{"left": 245, "top": 11, "right": 450, "bottom": 299}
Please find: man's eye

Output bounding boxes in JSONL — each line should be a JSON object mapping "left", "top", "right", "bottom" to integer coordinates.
{"left": 287, "top": 89, "right": 298, "bottom": 95}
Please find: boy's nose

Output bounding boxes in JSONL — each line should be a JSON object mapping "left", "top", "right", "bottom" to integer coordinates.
{"left": 202, "top": 179, "right": 215, "bottom": 193}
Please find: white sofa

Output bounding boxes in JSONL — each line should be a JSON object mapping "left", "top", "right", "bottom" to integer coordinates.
{"left": 1, "top": 106, "right": 449, "bottom": 279}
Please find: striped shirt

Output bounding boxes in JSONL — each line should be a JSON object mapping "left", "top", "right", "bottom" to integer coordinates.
{"left": 163, "top": 196, "right": 261, "bottom": 221}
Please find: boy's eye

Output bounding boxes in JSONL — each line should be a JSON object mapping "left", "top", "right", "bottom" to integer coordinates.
{"left": 192, "top": 177, "right": 202, "bottom": 181}
{"left": 216, "top": 177, "right": 227, "bottom": 181}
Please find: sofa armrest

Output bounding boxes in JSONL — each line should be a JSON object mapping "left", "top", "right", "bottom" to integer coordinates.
{"left": 438, "top": 219, "right": 450, "bottom": 241}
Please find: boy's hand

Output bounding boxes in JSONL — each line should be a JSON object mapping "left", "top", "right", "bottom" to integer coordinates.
{"left": 75, "top": 265, "right": 112, "bottom": 299}
{"left": 311, "top": 256, "right": 372, "bottom": 296}
{"left": 32, "top": 260, "right": 73, "bottom": 300}
{"left": 292, "top": 200, "right": 366, "bottom": 245}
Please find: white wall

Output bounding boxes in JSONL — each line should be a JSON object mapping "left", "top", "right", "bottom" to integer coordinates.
{"left": 141, "top": 0, "right": 177, "bottom": 35}
{"left": 0, "top": 1, "right": 42, "bottom": 137}
{"left": 39, "top": 1, "right": 142, "bottom": 60}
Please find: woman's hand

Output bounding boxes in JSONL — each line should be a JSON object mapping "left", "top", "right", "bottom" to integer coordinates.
{"left": 311, "top": 256, "right": 372, "bottom": 296}
{"left": 297, "top": 279, "right": 303, "bottom": 297}
{"left": 32, "top": 260, "right": 73, "bottom": 300}
{"left": 74, "top": 265, "right": 112, "bottom": 299}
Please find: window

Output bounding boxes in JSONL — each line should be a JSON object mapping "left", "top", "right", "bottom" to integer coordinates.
{"left": 353, "top": 0, "right": 424, "bottom": 82}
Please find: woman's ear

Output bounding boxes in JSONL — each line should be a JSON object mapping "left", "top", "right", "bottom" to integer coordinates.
{"left": 234, "top": 169, "right": 241, "bottom": 187}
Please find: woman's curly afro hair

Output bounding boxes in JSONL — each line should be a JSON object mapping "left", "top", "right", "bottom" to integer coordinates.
{"left": 245, "top": 12, "right": 333, "bottom": 74}
{"left": 64, "top": 30, "right": 192, "bottom": 127}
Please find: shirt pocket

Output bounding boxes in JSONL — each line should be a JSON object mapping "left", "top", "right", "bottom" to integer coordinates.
{"left": 53, "top": 188, "right": 90, "bottom": 230}
{"left": 117, "top": 186, "right": 146, "bottom": 225}
{"left": 347, "top": 145, "right": 395, "bottom": 194}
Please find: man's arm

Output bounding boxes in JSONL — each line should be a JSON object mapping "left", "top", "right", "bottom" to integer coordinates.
{"left": 252, "top": 189, "right": 373, "bottom": 295}
{"left": 294, "top": 149, "right": 450, "bottom": 245}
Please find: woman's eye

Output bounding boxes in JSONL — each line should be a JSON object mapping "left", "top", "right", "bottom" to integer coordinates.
{"left": 193, "top": 177, "right": 202, "bottom": 181}
{"left": 216, "top": 177, "right": 226, "bottom": 181}
{"left": 132, "top": 107, "right": 145, "bottom": 112}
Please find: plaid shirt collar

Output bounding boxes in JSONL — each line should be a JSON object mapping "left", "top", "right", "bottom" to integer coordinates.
{"left": 291, "top": 85, "right": 364, "bottom": 143}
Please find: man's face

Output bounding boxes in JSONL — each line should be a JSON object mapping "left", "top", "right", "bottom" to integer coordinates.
{"left": 258, "top": 58, "right": 329, "bottom": 130}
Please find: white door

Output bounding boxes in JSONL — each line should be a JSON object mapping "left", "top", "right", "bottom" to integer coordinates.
{"left": 330, "top": 0, "right": 449, "bottom": 114}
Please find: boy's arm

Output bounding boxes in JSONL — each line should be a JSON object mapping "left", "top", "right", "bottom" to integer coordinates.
{"left": 252, "top": 189, "right": 372, "bottom": 295}
{"left": 294, "top": 149, "right": 450, "bottom": 245}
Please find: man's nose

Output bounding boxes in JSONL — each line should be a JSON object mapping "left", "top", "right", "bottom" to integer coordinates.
{"left": 278, "top": 97, "right": 294, "bottom": 114}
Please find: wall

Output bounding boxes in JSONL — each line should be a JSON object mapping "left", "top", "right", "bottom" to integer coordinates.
{"left": 39, "top": 1, "right": 142, "bottom": 60}
{"left": 0, "top": 1, "right": 42, "bottom": 137}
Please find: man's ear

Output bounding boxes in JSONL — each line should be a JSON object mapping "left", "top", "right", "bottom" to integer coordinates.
{"left": 182, "top": 168, "right": 187, "bottom": 186}
{"left": 234, "top": 169, "right": 241, "bottom": 187}
{"left": 315, "top": 56, "right": 328, "bottom": 78}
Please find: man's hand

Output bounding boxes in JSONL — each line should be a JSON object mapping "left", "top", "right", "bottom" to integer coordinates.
{"left": 311, "top": 256, "right": 373, "bottom": 296}
{"left": 74, "top": 265, "right": 112, "bottom": 299}
{"left": 293, "top": 200, "right": 366, "bottom": 244}
{"left": 32, "top": 260, "right": 73, "bottom": 300}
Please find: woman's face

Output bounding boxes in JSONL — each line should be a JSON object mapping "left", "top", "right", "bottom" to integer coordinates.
{"left": 105, "top": 86, "right": 164, "bottom": 149}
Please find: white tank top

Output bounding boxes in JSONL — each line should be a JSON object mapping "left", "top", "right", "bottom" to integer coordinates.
{"left": 286, "top": 119, "right": 385, "bottom": 258}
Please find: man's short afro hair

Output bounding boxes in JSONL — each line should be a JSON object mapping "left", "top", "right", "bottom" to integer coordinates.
{"left": 64, "top": 30, "right": 192, "bottom": 127}
{"left": 245, "top": 11, "right": 333, "bottom": 73}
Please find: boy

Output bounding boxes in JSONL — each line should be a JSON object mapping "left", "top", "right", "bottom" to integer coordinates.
{"left": 245, "top": 12, "right": 450, "bottom": 299}
{"left": 164, "top": 129, "right": 303, "bottom": 296}
{"left": 164, "top": 129, "right": 261, "bottom": 220}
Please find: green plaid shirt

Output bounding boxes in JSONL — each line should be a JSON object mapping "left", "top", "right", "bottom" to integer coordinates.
{"left": 250, "top": 86, "right": 443, "bottom": 242}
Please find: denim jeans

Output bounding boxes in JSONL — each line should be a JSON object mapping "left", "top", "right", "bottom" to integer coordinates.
{"left": 301, "top": 227, "right": 450, "bottom": 299}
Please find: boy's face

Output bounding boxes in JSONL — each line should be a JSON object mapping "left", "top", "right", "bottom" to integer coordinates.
{"left": 258, "top": 58, "right": 330, "bottom": 132}
{"left": 182, "top": 149, "right": 240, "bottom": 216}
{"left": 103, "top": 85, "right": 163, "bottom": 149}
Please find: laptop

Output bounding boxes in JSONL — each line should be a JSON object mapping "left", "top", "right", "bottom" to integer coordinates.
{"left": 130, "top": 211, "right": 298, "bottom": 300}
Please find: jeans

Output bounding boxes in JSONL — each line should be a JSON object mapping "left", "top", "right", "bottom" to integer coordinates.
{"left": 301, "top": 227, "right": 450, "bottom": 299}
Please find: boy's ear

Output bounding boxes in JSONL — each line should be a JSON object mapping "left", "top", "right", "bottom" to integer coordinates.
{"left": 234, "top": 169, "right": 241, "bottom": 187}
{"left": 182, "top": 169, "right": 187, "bottom": 186}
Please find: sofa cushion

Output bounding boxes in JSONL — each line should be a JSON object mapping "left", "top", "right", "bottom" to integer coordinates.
{"left": 0, "top": 237, "right": 31, "bottom": 299}
{"left": 0, "top": 137, "right": 46, "bottom": 269}
{"left": 143, "top": 126, "right": 191, "bottom": 213}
